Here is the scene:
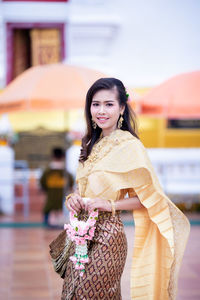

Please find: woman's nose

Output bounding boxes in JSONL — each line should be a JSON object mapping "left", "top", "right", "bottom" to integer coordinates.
{"left": 99, "top": 105, "right": 105, "bottom": 113}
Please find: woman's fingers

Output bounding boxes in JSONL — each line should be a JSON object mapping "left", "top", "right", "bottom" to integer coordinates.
{"left": 66, "top": 193, "right": 82, "bottom": 213}
{"left": 66, "top": 195, "right": 111, "bottom": 213}
{"left": 84, "top": 199, "right": 89, "bottom": 212}
{"left": 66, "top": 201, "right": 76, "bottom": 213}
{"left": 71, "top": 199, "right": 82, "bottom": 213}
{"left": 85, "top": 198, "right": 112, "bottom": 213}
{"left": 85, "top": 199, "right": 96, "bottom": 213}
{"left": 78, "top": 197, "right": 85, "bottom": 210}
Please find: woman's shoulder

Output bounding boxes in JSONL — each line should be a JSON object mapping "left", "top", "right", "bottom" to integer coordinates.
{"left": 92, "top": 130, "right": 149, "bottom": 174}
{"left": 114, "top": 129, "right": 141, "bottom": 145}
{"left": 112, "top": 130, "right": 147, "bottom": 158}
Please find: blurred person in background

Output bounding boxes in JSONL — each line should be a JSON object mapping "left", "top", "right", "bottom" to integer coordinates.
{"left": 40, "top": 147, "right": 74, "bottom": 226}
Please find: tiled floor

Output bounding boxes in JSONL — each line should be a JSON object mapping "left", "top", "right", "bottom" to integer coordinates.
{"left": 0, "top": 223, "right": 199, "bottom": 300}
{"left": 0, "top": 228, "right": 62, "bottom": 300}
{"left": 0, "top": 178, "right": 199, "bottom": 299}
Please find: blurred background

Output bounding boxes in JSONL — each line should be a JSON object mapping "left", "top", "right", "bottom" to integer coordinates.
{"left": 0, "top": 0, "right": 200, "bottom": 299}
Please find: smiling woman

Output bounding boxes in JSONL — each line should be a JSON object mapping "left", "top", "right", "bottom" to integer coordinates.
{"left": 50, "top": 78, "right": 190, "bottom": 300}
{"left": 90, "top": 88, "right": 125, "bottom": 137}
{"left": 80, "top": 78, "right": 138, "bottom": 162}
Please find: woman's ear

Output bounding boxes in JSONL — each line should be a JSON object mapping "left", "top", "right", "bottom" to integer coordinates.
{"left": 120, "top": 105, "right": 125, "bottom": 115}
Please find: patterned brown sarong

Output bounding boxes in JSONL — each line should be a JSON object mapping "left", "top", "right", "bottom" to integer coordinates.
{"left": 61, "top": 211, "right": 127, "bottom": 300}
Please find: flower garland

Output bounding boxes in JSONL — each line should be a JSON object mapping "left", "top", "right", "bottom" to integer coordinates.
{"left": 64, "top": 208, "right": 98, "bottom": 277}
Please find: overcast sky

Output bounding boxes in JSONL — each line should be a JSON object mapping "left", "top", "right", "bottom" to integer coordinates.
{"left": 111, "top": 0, "right": 200, "bottom": 86}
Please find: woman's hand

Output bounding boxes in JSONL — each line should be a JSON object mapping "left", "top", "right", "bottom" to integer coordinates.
{"left": 65, "top": 193, "right": 84, "bottom": 213}
{"left": 84, "top": 198, "right": 111, "bottom": 213}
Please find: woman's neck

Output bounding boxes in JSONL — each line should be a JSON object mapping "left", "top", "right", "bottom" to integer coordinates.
{"left": 102, "top": 127, "right": 118, "bottom": 137}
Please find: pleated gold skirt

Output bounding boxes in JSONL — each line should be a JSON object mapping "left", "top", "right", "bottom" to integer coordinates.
{"left": 61, "top": 211, "right": 127, "bottom": 300}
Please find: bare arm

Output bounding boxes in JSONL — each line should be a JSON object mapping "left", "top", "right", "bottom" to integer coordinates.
{"left": 85, "top": 196, "right": 144, "bottom": 213}
{"left": 115, "top": 196, "right": 144, "bottom": 211}
{"left": 66, "top": 190, "right": 143, "bottom": 213}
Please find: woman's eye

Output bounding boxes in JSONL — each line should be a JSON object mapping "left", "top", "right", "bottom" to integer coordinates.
{"left": 106, "top": 103, "right": 113, "bottom": 106}
{"left": 92, "top": 103, "right": 99, "bottom": 106}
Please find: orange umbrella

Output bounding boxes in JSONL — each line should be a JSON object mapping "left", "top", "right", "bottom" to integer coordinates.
{"left": 0, "top": 64, "right": 106, "bottom": 113}
{"left": 138, "top": 71, "right": 200, "bottom": 118}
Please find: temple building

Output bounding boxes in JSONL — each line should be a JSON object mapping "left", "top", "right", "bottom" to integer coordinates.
{"left": 0, "top": 0, "right": 120, "bottom": 87}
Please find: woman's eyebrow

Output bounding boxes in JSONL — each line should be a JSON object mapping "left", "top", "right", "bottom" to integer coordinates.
{"left": 92, "top": 100, "right": 115, "bottom": 102}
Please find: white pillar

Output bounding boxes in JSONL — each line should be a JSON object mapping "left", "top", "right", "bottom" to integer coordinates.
{"left": 0, "top": 0, "right": 6, "bottom": 88}
{"left": 0, "top": 146, "right": 14, "bottom": 215}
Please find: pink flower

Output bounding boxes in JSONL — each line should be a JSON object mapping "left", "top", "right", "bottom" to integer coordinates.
{"left": 85, "top": 225, "right": 90, "bottom": 231}
{"left": 74, "top": 263, "right": 85, "bottom": 270}
{"left": 80, "top": 237, "right": 86, "bottom": 244}
{"left": 77, "top": 230, "right": 83, "bottom": 236}
{"left": 79, "top": 264, "right": 84, "bottom": 270}
{"left": 78, "top": 228, "right": 87, "bottom": 236}
{"left": 67, "top": 231, "right": 75, "bottom": 240}
{"left": 74, "top": 237, "right": 85, "bottom": 245}
{"left": 76, "top": 239, "right": 83, "bottom": 245}
{"left": 66, "top": 208, "right": 98, "bottom": 276}
{"left": 90, "top": 211, "right": 98, "bottom": 218}
{"left": 74, "top": 237, "right": 79, "bottom": 243}
{"left": 88, "top": 219, "right": 96, "bottom": 226}
{"left": 64, "top": 223, "right": 70, "bottom": 230}
{"left": 70, "top": 211, "right": 77, "bottom": 220}
{"left": 89, "top": 228, "right": 95, "bottom": 236}
{"left": 70, "top": 256, "right": 77, "bottom": 263}
{"left": 80, "top": 257, "right": 89, "bottom": 263}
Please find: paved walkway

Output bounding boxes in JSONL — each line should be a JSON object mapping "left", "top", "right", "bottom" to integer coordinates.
{"left": 0, "top": 220, "right": 199, "bottom": 300}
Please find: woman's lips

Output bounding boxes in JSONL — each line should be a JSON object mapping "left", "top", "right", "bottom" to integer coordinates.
{"left": 97, "top": 117, "right": 109, "bottom": 123}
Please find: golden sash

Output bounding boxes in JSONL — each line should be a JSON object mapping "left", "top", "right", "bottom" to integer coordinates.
{"left": 76, "top": 129, "right": 190, "bottom": 300}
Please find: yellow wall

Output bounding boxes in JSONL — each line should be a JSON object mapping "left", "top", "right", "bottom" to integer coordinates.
{"left": 139, "top": 115, "right": 200, "bottom": 147}
{"left": 1, "top": 109, "right": 84, "bottom": 132}
{"left": 164, "top": 129, "right": 200, "bottom": 147}
{"left": 138, "top": 116, "right": 165, "bottom": 147}
{"left": 1, "top": 109, "right": 200, "bottom": 148}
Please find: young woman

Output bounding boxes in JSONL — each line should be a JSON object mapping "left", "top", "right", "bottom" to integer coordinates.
{"left": 60, "top": 78, "right": 190, "bottom": 299}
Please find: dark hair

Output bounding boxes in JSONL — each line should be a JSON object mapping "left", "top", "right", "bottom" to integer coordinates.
{"left": 79, "top": 77, "right": 139, "bottom": 162}
{"left": 52, "top": 147, "right": 64, "bottom": 160}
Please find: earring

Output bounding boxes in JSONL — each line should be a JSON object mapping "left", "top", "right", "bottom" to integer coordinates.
{"left": 118, "top": 114, "right": 123, "bottom": 129}
{"left": 92, "top": 120, "right": 97, "bottom": 129}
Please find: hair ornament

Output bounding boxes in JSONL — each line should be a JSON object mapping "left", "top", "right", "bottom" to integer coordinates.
{"left": 125, "top": 91, "right": 130, "bottom": 102}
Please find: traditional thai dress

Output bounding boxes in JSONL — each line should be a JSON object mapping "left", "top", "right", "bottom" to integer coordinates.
{"left": 61, "top": 129, "right": 190, "bottom": 300}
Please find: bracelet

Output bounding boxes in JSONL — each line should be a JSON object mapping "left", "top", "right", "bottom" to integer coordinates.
{"left": 65, "top": 193, "right": 74, "bottom": 207}
{"left": 108, "top": 199, "right": 115, "bottom": 217}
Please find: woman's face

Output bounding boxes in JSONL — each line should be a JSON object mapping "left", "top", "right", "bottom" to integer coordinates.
{"left": 90, "top": 88, "right": 124, "bottom": 136}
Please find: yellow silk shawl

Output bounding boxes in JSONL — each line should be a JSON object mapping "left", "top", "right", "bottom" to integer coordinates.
{"left": 76, "top": 129, "right": 190, "bottom": 300}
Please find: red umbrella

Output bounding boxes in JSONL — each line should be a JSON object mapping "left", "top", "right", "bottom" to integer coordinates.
{"left": 0, "top": 63, "right": 106, "bottom": 113}
{"left": 139, "top": 71, "right": 200, "bottom": 118}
